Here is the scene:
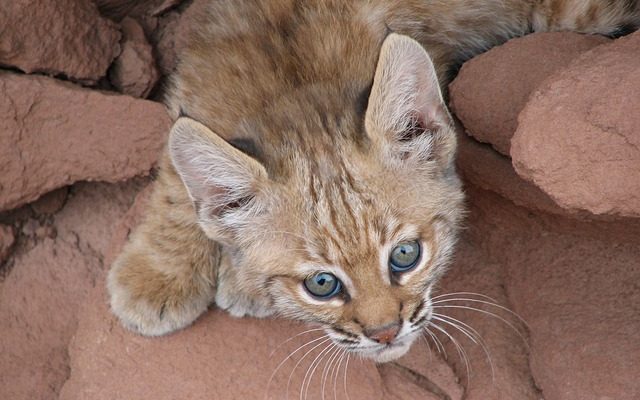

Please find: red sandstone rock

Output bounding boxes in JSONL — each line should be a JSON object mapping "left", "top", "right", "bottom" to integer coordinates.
{"left": 0, "top": 181, "right": 143, "bottom": 400}
{"left": 432, "top": 213, "right": 541, "bottom": 400}
{"left": 0, "top": 225, "right": 15, "bottom": 265}
{"left": 60, "top": 286, "right": 387, "bottom": 400}
{"left": 21, "top": 219, "right": 57, "bottom": 240}
{"left": 55, "top": 180, "right": 150, "bottom": 258}
{"left": 109, "top": 18, "right": 160, "bottom": 98}
{"left": 467, "top": 188, "right": 640, "bottom": 400}
{"left": 382, "top": 340, "right": 464, "bottom": 400}
{"left": 104, "top": 184, "right": 154, "bottom": 265}
{"left": 511, "top": 31, "right": 640, "bottom": 218}
{"left": 21, "top": 219, "right": 42, "bottom": 238}
{"left": 0, "top": 72, "right": 171, "bottom": 212}
{"left": 456, "top": 130, "right": 567, "bottom": 217}
{"left": 0, "top": 0, "right": 120, "bottom": 83}
{"left": 449, "top": 32, "right": 608, "bottom": 155}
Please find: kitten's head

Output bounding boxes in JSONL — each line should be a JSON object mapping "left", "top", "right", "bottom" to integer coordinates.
{"left": 170, "top": 34, "right": 464, "bottom": 362}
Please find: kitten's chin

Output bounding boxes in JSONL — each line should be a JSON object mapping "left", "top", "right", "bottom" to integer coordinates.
{"left": 364, "top": 339, "right": 414, "bottom": 363}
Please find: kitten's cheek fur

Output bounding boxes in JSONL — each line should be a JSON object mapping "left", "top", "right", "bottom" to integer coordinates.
{"left": 214, "top": 273, "right": 274, "bottom": 318}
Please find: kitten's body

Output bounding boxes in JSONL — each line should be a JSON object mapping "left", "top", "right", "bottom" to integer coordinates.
{"left": 109, "top": 0, "right": 639, "bottom": 361}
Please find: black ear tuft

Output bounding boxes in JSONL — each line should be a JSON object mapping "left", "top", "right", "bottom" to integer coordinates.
{"left": 355, "top": 80, "right": 374, "bottom": 117}
{"left": 228, "top": 137, "right": 264, "bottom": 164}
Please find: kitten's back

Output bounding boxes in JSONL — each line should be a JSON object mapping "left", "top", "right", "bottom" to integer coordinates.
{"left": 169, "top": 0, "right": 639, "bottom": 137}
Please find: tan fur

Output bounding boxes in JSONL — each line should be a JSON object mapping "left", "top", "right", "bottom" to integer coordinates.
{"left": 108, "top": 0, "right": 639, "bottom": 361}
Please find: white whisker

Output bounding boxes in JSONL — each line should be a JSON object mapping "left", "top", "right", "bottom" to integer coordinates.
{"left": 266, "top": 335, "right": 328, "bottom": 399}
{"left": 270, "top": 328, "right": 326, "bottom": 357}
{"left": 432, "top": 291, "right": 500, "bottom": 302}
{"left": 286, "top": 338, "right": 332, "bottom": 399}
{"left": 320, "top": 346, "right": 342, "bottom": 400}
{"left": 332, "top": 349, "right": 347, "bottom": 400}
{"left": 423, "top": 327, "right": 447, "bottom": 359}
{"left": 432, "top": 313, "right": 495, "bottom": 382}
{"left": 342, "top": 353, "right": 351, "bottom": 400}
{"left": 431, "top": 296, "right": 528, "bottom": 328}
{"left": 429, "top": 322, "right": 472, "bottom": 381}
{"left": 431, "top": 315, "right": 479, "bottom": 345}
{"left": 301, "top": 343, "right": 335, "bottom": 400}
{"left": 432, "top": 304, "right": 529, "bottom": 348}
{"left": 419, "top": 330, "right": 434, "bottom": 363}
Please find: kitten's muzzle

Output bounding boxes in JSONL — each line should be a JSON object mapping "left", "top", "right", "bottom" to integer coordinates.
{"left": 365, "top": 322, "right": 401, "bottom": 344}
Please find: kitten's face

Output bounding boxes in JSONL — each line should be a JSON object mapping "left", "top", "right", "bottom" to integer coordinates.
{"left": 170, "top": 34, "right": 463, "bottom": 362}
{"left": 240, "top": 145, "right": 462, "bottom": 362}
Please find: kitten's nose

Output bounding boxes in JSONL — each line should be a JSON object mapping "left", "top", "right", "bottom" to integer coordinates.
{"left": 366, "top": 322, "right": 401, "bottom": 344}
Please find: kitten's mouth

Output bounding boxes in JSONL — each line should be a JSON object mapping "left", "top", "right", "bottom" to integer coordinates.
{"left": 369, "top": 339, "right": 413, "bottom": 363}
{"left": 352, "top": 330, "right": 419, "bottom": 363}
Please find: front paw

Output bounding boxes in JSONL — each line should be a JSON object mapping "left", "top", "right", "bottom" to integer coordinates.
{"left": 107, "top": 256, "right": 215, "bottom": 336}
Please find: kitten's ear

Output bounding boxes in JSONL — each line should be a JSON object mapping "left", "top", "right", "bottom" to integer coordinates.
{"left": 365, "top": 33, "right": 455, "bottom": 170}
{"left": 169, "top": 117, "right": 268, "bottom": 239}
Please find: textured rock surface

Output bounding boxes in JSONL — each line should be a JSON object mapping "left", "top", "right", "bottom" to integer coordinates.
{"left": 511, "top": 31, "right": 640, "bottom": 218}
{"left": 469, "top": 188, "right": 640, "bottom": 400}
{"left": 0, "top": 181, "right": 144, "bottom": 400}
{"left": 61, "top": 288, "right": 386, "bottom": 400}
{"left": 450, "top": 32, "right": 608, "bottom": 155}
{"left": 0, "top": 0, "right": 120, "bottom": 83}
{"left": 456, "top": 130, "right": 567, "bottom": 216}
{"left": 379, "top": 347, "right": 465, "bottom": 400}
{"left": 0, "top": 72, "right": 171, "bottom": 211}
{"left": 109, "top": 18, "right": 160, "bottom": 98}
{"left": 433, "top": 230, "right": 536, "bottom": 399}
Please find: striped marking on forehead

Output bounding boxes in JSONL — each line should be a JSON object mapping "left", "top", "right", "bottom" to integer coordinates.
{"left": 303, "top": 174, "right": 405, "bottom": 270}
{"left": 312, "top": 186, "right": 370, "bottom": 265}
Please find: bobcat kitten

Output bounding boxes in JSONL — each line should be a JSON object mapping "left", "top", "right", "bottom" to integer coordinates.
{"left": 108, "top": 0, "right": 639, "bottom": 362}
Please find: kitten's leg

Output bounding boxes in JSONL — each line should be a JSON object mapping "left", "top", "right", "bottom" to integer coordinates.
{"left": 532, "top": 0, "right": 640, "bottom": 37}
{"left": 108, "top": 157, "right": 218, "bottom": 336}
{"left": 394, "top": 0, "right": 639, "bottom": 82}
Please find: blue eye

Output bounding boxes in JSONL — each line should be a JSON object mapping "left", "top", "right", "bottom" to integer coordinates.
{"left": 304, "top": 272, "right": 342, "bottom": 299}
{"left": 389, "top": 241, "right": 421, "bottom": 272}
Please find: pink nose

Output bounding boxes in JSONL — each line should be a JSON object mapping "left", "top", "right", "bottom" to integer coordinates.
{"left": 366, "top": 323, "right": 401, "bottom": 344}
